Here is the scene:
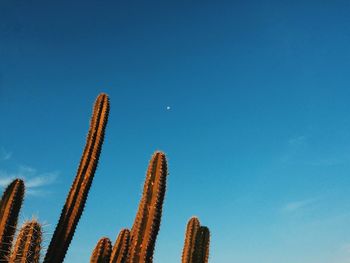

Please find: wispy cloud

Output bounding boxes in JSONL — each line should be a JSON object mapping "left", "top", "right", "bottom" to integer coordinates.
{"left": 340, "top": 243, "right": 350, "bottom": 253}
{"left": 288, "top": 135, "right": 307, "bottom": 146}
{"left": 0, "top": 147, "right": 12, "bottom": 161}
{"left": 282, "top": 198, "right": 318, "bottom": 213}
{"left": 0, "top": 165, "right": 58, "bottom": 196}
{"left": 280, "top": 135, "right": 307, "bottom": 163}
{"left": 309, "top": 156, "right": 350, "bottom": 167}
{"left": 282, "top": 135, "right": 348, "bottom": 167}
{"left": 333, "top": 243, "right": 350, "bottom": 263}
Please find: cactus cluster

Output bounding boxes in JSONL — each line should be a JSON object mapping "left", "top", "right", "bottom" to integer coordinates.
{"left": 0, "top": 93, "right": 211, "bottom": 263}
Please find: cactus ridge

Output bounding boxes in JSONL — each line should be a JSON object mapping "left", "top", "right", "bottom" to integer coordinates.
{"left": 44, "top": 93, "right": 110, "bottom": 263}
{"left": 128, "top": 151, "right": 168, "bottom": 263}
{"left": 110, "top": 229, "right": 130, "bottom": 263}
{"left": 0, "top": 179, "right": 25, "bottom": 261}
{"left": 9, "top": 219, "right": 42, "bottom": 263}
{"left": 90, "top": 237, "right": 112, "bottom": 263}
{"left": 181, "top": 217, "right": 200, "bottom": 263}
{"left": 192, "top": 226, "right": 210, "bottom": 263}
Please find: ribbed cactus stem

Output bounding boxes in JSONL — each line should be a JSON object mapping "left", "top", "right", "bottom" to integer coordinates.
{"left": 182, "top": 217, "right": 210, "bottom": 263}
{"left": 181, "top": 217, "right": 200, "bottom": 263}
{"left": 44, "top": 93, "right": 110, "bottom": 263}
{"left": 90, "top": 237, "right": 112, "bottom": 263}
{"left": 9, "top": 219, "right": 42, "bottom": 263}
{"left": 110, "top": 229, "right": 130, "bottom": 263}
{"left": 127, "top": 151, "right": 168, "bottom": 263}
{"left": 0, "top": 179, "right": 25, "bottom": 261}
{"left": 193, "top": 226, "right": 210, "bottom": 263}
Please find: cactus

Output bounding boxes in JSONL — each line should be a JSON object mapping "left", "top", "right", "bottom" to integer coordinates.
{"left": 181, "top": 217, "right": 200, "bottom": 263}
{"left": 182, "top": 217, "right": 210, "bottom": 263}
{"left": 90, "top": 237, "right": 112, "bottom": 263}
{"left": 0, "top": 93, "right": 212, "bottom": 262}
{"left": 9, "top": 219, "right": 42, "bottom": 263}
{"left": 127, "top": 151, "right": 168, "bottom": 263}
{"left": 0, "top": 179, "right": 25, "bottom": 261}
{"left": 44, "top": 93, "right": 110, "bottom": 263}
{"left": 192, "top": 226, "right": 210, "bottom": 263}
{"left": 110, "top": 229, "right": 130, "bottom": 263}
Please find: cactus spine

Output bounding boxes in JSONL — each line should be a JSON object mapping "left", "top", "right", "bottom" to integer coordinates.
{"left": 182, "top": 217, "right": 210, "bottom": 263}
{"left": 90, "top": 237, "right": 112, "bottom": 263}
{"left": 0, "top": 179, "right": 25, "bottom": 261}
{"left": 110, "top": 229, "right": 130, "bottom": 263}
{"left": 127, "top": 151, "right": 168, "bottom": 263}
{"left": 9, "top": 219, "right": 42, "bottom": 263}
{"left": 44, "top": 93, "right": 110, "bottom": 263}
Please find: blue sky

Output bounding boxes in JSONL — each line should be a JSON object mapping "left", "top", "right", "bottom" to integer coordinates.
{"left": 1, "top": 1, "right": 350, "bottom": 262}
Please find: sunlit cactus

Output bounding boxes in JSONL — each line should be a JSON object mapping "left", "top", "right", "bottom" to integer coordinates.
{"left": 127, "top": 151, "right": 168, "bottom": 263}
{"left": 9, "top": 219, "right": 42, "bottom": 263}
{"left": 90, "top": 237, "right": 112, "bottom": 263}
{"left": 110, "top": 229, "right": 130, "bottom": 263}
{"left": 182, "top": 217, "right": 200, "bottom": 263}
{"left": 44, "top": 93, "right": 110, "bottom": 263}
{"left": 182, "top": 217, "right": 210, "bottom": 263}
{"left": 0, "top": 179, "right": 25, "bottom": 261}
{"left": 1, "top": 92, "right": 212, "bottom": 262}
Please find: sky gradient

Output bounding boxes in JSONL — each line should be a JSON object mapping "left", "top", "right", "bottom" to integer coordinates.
{"left": 1, "top": 1, "right": 350, "bottom": 262}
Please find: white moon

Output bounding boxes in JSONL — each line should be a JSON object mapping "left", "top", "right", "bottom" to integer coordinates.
{"left": 166, "top": 106, "right": 171, "bottom": 110}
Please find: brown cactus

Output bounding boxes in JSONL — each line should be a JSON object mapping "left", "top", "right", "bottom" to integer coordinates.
{"left": 9, "top": 219, "right": 42, "bottom": 263}
{"left": 181, "top": 217, "right": 200, "bottom": 263}
{"left": 90, "top": 237, "right": 112, "bottom": 263}
{"left": 127, "top": 151, "right": 168, "bottom": 263}
{"left": 0, "top": 179, "right": 25, "bottom": 261}
{"left": 44, "top": 93, "right": 110, "bottom": 263}
{"left": 192, "top": 226, "right": 210, "bottom": 263}
{"left": 182, "top": 217, "right": 210, "bottom": 263}
{"left": 110, "top": 229, "right": 130, "bottom": 263}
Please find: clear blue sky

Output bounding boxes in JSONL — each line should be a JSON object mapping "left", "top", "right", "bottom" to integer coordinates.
{"left": 1, "top": 1, "right": 350, "bottom": 262}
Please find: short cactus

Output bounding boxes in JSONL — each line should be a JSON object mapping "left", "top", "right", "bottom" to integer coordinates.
{"left": 182, "top": 217, "right": 200, "bottom": 263}
{"left": 192, "top": 226, "right": 210, "bottom": 263}
{"left": 182, "top": 217, "right": 210, "bottom": 263}
{"left": 110, "top": 229, "right": 130, "bottom": 263}
{"left": 127, "top": 151, "right": 168, "bottom": 263}
{"left": 44, "top": 93, "right": 110, "bottom": 263}
{"left": 9, "top": 219, "right": 42, "bottom": 263}
{"left": 0, "top": 179, "right": 25, "bottom": 261}
{"left": 90, "top": 237, "right": 112, "bottom": 263}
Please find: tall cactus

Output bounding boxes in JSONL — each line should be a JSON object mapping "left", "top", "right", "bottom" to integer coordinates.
{"left": 0, "top": 179, "right": 25, "bottom": 261}
{"left": 181, "top": 217, "right": 200, "bottom": 263}
{"left": 182, "top": 217, "right": 210, "bottom": 263}
{"left": 44, "top": 93, "right": 110, "bottom": 263}
{"left": 9, "top": 219, "right": 42, "bottom": 263}
{"left": 127, "top": 151, "right": 168, "bottom": 263}
{"left": 110, "top": 229, "right": 130, "bottom": 263}
{"left": 90, "top": 237, "right": 112, "bottom": 263}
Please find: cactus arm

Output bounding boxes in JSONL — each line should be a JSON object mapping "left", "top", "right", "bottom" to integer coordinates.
{"left": 0, "top": 179, "right": 25, "bottom": 261}
{"left": 181, "top": 217, "right": 200, "bottom": 263}
{"left": 44, "top": 93, "right": 110, "bottom": 263}
{"left": 9, "top": 219, "right": 42, "bottom": 263}
{"left": 127, "top": 151, "right": 168, "bottom": 263}
{"left": 90, "top": 237, "right": 112, "bottom": 263}
{"left": 110, "top": 229, "right": 130, "bottom": 263}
